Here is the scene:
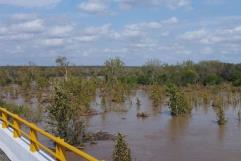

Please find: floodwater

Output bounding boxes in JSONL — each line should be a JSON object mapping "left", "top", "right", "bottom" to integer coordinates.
{"left": 69, "top": 90, "right": 241, "bottom": 161}
{"left": 2, "top": 89, "right": 241, "bottom": 161}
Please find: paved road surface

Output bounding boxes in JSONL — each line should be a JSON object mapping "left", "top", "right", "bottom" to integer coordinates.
{"left": 0, "top": 148, "right": 10, "bottom": 161}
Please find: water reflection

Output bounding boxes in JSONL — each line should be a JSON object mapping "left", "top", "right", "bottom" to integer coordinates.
{"left": 218, "top": 125, "right": 226, "bottom": 142}
{"left": 166, "top": 115, "right": 191, "bottom": 142}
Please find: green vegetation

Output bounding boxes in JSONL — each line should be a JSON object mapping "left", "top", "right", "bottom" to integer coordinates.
{"left": 149, "top": 84, "right": 164, "bottom": 107}
{"left": 0, "top": 60, "right": 241, "bottom": 88}
{"left": 0, "top": 98, "right": 30, "bottom": 117}
{"left": 101, "top": 58, "right": 130, "bottom": 103}
{"left": 113, "top": 133, "right": 132, "bottom": 161}
{"left": 47, "top": 82, "right": 86, "bottom": 145}
{"left": 166, "top": 84, "right": 191, "bottom": 116}
{"left": 56, "top": 56, "right": 70, "bottom": 81}
{"left": 47, "top": 83, "right": 73, "bottom": 138}
{"left": 213, "top": 97, "right": 227, "bottom": 125}
{"left": 0, "top": 98, "right": 42, "bottom": 123}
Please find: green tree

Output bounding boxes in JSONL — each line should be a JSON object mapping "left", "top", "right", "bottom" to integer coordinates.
{"left": 64, "top": 77, "right": 97, "bottom": 113}
{"left": 166, "top": 84, "right": 191, "bottom": 116}
{"left": 149, "top": 84, "right": 164, "bottom": 107}
{"left": 203, "top": 74, "right": 221, "bottom": 85}
{"left": 48, "top": 83, "right": 72, "bottom": 138}
{"left": 47, "top": 82, "right": 86, "bottom": 145}
{"left": 141, "top": 59, "right": 162, "bottom": 84}
{"left": 56, "top": 56, "right": 69, "bottom": 81}
{"left": 103, "top": 58, "right": 130, "bottom": 103}
{"left": 180, "top": 69, "right": 198, "bottom": 85}
{"left": 104, "top": 57, "right": 124, "bottom": 86}
{"left": 113, "top": 133, "right": 131, "bottom": 161}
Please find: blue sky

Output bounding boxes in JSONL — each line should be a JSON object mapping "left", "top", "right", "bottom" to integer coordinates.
{"left": 0, "top": 0, "right": 241, "bottom": 65}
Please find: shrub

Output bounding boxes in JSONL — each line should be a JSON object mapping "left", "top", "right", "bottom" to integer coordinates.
{"left": 166, "top": 84, "right": 191, "bottom": 116}
{"left": 0, "top": 99, "right": 30, "bottom": 117}
{"left": 213, "top": 97, "right": 227, "bottom": 125}
{"left": 47, "top": 82, "right": 86, "bottom": 145}
{"left": 203, "top": 74, "right": 221, "bottom": 85}
{"left": 233, "top": 78, "right": 241, "bottom": 86}
{"left": 113, "top": 133, "right": 131, "bottom": 161}
{"left": 149, "top": 84, "right": 164, "bottom": 107}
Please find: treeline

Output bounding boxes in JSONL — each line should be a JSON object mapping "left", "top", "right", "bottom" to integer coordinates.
{"left": 0, "top": 59, "right": 241, "bottom": 87}
{"left": 123, "top": 60, "right": 241, "bottom": 86}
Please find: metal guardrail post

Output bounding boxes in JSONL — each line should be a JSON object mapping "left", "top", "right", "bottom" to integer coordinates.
{"left": 29, "top": 124, "right": 39, "bottom": 152}
{"left": 2, "top": 110, "right": 8, "bottom": 128}
{"left": 56, "top": 137, "right": 66, "bottom": 161}
{"left": 13, "top": 115, "right": 21, "bottom": 138}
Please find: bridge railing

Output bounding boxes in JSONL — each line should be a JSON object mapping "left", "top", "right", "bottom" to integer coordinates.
{"left": 0, "top": 107, "right": 102, "bottom": 161}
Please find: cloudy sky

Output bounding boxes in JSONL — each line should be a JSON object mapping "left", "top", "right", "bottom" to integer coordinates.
{"left": 0, "top": 0, "right": 241, "bottom": 65}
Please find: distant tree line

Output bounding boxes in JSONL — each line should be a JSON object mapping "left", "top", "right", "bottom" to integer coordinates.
{"left": 0, "top": 59, "right": 240, "bottom": 88}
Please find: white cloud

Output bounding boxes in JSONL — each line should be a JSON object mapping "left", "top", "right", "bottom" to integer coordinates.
{"left": 41, "top": 38, "right": 64, "bottom": 47}
{"left": 130, "top": 43, "right": 157, "bottom": 50}
{"left": 122, "top": 28, "right": 143, "bottom": 37}
{"left": 126, "top": 17, "right": 178, "bottom": 30}
{"left": 12, "top": 19, "right": 44, "bottom": 33}
{"left": 0, "top": 0, "right": 61, "bottom": 7}
{"left": 115, "top": 17, "right": 178, "bottom": 39}
{"left": 83, "top": 24, "right": 111, "bottom": 35}
{"left": 0, "top": 18, "right": 45, "bottom": 41}
{"left": 0, "top": 27, "right": 8, "bottom": 35}
{"left": 48, "top": 25, "right": 73, "bottom": 36}
{"left": 180, "top": 25, "right": 241, "bottom": 45}
{"left": 0, "top": 13, "right": 241, "bottom": 65}
{"left": 126, "top": 22, "right": 162, "bottom": 30}
{"left": 0, "top": 33, "right": 34, "bottom": 41}
{"left": 235, "top": 26, "right": 241, "bottom": 32}
{"left": 74, "top": 35, "right": 98, "bottom": 42}
{"left": 70, "top": 24, "right": 112, "bottom": 42}
{"left": 163, "top": 17, "right": 179, "bottom": 24}
{"left": 180, "top": 29, "right": 208, "bottom": 41}
{"left": 11, "top": 13, "right": 37, "bottom": 21}
{"left": 78, "top": 0, "right": 109, "bottom": 14}
{"left": 78, "top": 0, "right": 190, "bottom": 15}
{"left": 115, "top": 0, "right": 191, "bottom": 9}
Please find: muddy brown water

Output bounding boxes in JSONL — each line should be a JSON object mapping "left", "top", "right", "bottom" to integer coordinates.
{"left": 67, "top": 90, "right": 241, "bottom": 161}
{"left": 3, "top": 90, "right": 241, "bottom": 161}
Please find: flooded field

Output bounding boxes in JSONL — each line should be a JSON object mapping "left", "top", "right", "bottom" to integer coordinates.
{"left": 1, "top": 86, "right": 241, "bottom": 161}
{"left": 66, "top": 90, "right": 241, "bottom": 161}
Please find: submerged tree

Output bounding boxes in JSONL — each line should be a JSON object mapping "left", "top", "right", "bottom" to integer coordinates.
{"left": 102, "top": 58, "right": 129, "bottom": 103}
{"left": 47, "top": 82, "right": 86, "bottom": 145}
{"left": 166, "top": 84, "right": 191, "bottom": 116}
{"left": 213, "top": 97, "right": 227, "bottom": 125}
{"left": 113, "top": 133, "right": 131, "bottom": 161}
{"left": 136, "top": 98, "right": 141, "bottom": 106}
{"left": 48, "top": 84, "right": 72, "bottom": 138}
{"left": 149, "top": 84, "right": 164, "bottom": 107}
{"left": 63, "top": 77, "right": 97, "bottom": 113}
{"left": 104, "top": 57, "right": 124, "bottom": 86}
{"left": 238, "top": 109, "right": 241, "bottom": 122}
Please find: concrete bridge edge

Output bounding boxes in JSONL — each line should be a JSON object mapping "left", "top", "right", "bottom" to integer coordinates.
{"left": 0, "top": 121, "right": 54, "bottom": 161}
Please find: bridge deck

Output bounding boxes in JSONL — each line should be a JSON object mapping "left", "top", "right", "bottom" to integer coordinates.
{"left": 0, "top": 148, "right": 11, "bottom": 161}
